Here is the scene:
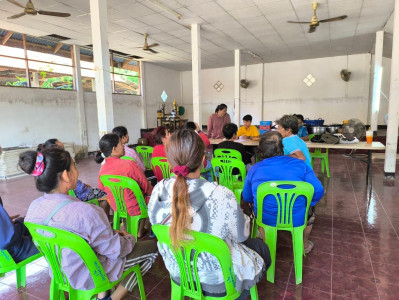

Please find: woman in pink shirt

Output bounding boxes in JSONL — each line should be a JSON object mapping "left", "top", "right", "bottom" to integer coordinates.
{"left": 20, "top": 147, "right": 157, "bottom": 300}
{"left": 151, "top": 126, "right": 171, "bottom": 181}
{"left": 96, "top": 134, "right": 153, "bottom": 238}
{"left": 207, "top": 103, "right": 231, "bottom": 139}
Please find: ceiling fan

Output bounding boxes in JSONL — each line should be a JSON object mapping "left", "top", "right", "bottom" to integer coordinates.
{"left": 7, "top": 0, "right": 71, "bottom": 19}
{"left": 287, "top": 2, "right": 347, "bottom": 33}
{"left": 137, "top": 33, "right": 159, "bottom": 54}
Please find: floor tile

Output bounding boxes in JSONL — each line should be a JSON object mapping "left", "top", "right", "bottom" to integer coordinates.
{"left": 332, "top": 272, "right": 379, "bottom": 299}
{"left": 288, "top": 266, "right": 332, "bottom": 293}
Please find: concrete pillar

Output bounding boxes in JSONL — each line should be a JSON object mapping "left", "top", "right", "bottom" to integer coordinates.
{"left": 191, "top": 24, "right": 202, "bottom": 127}
{"left": 72, "top": 45, "right": 88, "bottom": 155}
{"left": 31, "top": 72, "right": 40, "bottom": 87}
{"left": 141, "top": 62, "right": 148, "bottom": 129}
{"left": 370, "top": 31, "right": 384, "bottom": 132}
{"left": 90, "top": 0, "right": 114, "bottom": 137}
{"left": 384, "top": 0, "right": 399, "bottom": 177}
{"left": 234, "top": 49, "right": 241, "bottom": 125}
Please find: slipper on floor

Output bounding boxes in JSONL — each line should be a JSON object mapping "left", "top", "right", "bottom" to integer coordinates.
{"left": 304, "top": 240, "right": 314, "bottom": 254}
{"left": 97, "top": 290, "right": 111, "bottom": 300}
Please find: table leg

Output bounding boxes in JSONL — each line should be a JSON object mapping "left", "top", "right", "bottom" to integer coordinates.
{"left": 366, "top": 150, "right": 372, "bottom": 186}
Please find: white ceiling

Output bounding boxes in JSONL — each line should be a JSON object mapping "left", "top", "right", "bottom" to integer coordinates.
{"left": 0, "top": 0, "right": 395, "bottom": 70}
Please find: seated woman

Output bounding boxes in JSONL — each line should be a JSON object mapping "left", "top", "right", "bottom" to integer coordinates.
{"left": 112, "top": 126, "right": 146, "bottom": 171}
{"left": 38, "top": 139, "right": 108, "bottom": 204}
{"left": 96, "top": 134, "right": 153, "bottom": 238}
{"left": 242, "top": 132, "right": 324, "bottom": 253}
{"left": 151, "top": 126, "right": 171, "bottom": 182}
{"left": 0, "top": 196, "right": 39, "bottom": 263}
{"left": 148, "top": 129, "right": 270, "bottom": 299}
{"left": 20, "top": 147, "right": 158, "bottom": 300}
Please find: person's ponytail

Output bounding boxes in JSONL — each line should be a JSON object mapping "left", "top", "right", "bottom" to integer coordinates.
{"left": 170, "top": 174, "right": 191, "bottom": 247}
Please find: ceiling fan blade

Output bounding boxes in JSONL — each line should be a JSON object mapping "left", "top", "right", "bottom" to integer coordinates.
{"left": 148, "top": 48, "right": 159, "bottom": 54}
{"left": 37, "top": 10, "right": 71, "bottom": 17}
{"left": 308, "top": 26, "right": 317, "bottom": 33}
{"left": 287, "top": 21, "right": 309, "bottom": 24}
{"left": 7, "top": 0, "right": 25, "bottom": 9}
{"left": 7, "top": 12, "right": 26, "bottom": 19}
{"left": 148, "top": 43, "right": 159, "bottom": 48}
{"left": 319, "top": 15, "right": 347, "bottom": 23}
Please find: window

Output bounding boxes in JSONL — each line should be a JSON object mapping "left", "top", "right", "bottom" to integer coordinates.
{"left": 0, "top": 30, "right": 74, "bottom": 90}
{"left": 112, "top": 55, "right": 141, "bottom": 95}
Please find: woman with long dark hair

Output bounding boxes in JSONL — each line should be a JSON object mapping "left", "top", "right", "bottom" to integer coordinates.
{"left": 148, "top": 129, "right": 270, "bottom": 299}
{"left": 96, "top": 133, "right": 153, "bottom": 238}
{"left": 19, "top": 147, "right": 158, "bottom": 300}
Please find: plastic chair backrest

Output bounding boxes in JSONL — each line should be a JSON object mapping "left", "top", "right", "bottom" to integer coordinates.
{"left": 214, "top": 148, "right": 242, "bottom": 160}
{"left": 24, "top": 222, "right": 112, "bottom": 291}
{"left": 121, "top": 156, "right": 136, "bottom": 161}
{"left": 256, "top": 181, "right": 314, "bottom": 230}
{"left": 136, "top": 146, "right": 154, "bottom": 170}
{"left": 152, "top": 224, "right": 240, "bottom": 299}
{"left": 100, "top": 175, "right": 148, "bottom": 219}
{"left": 151, "top": 157, "right": 171, "bottom": 179}
{"left": 211, "top": 157, "right": 246, "bottom": 190}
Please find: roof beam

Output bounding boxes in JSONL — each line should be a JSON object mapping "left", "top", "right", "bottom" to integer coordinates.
{"left": 53, "top": 42, "right": 63, "bottom": 54}
{"left": 2, "top": 31, "right": 13, "bottom": 45}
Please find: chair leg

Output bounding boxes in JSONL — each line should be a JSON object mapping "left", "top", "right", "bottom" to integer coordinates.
{"left": 113, "top": 213, "right": 121, "bottom": 230}
{"left": 49, "top": 280, "right": 62, "bottom": 300}
{"left": 171, "top": 280, "right": 184, "bottom": 300}
{"left": 320, "top": 157, "right": 325, "bottom": 174}
{"left": 16, "top": 266, "right": 26, "bottom": 288}
{"left": 325, "top": 155, "right": 330, "bottom": 178}
{"left": 251, "top": 221, "right": 258, "bottom": 239}
{"left": 127, "top": 216, "right": 139, "bottom": 238}
{"left": 134, "top": 265, "right": 146, "bottom": 300}
{"left": 292, "top": 227, "right": 305, "bottom": 285}
{"left": 250, "top": 284, "right": 259, "bottom": 300}
{"left": 264, "top": 227, "right": 277, "bottom": 283}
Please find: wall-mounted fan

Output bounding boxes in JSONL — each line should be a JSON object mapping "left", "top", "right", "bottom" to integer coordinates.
{"left": 135, "top": 33, "right": 159, "bottom": 54}
{"left": 287, "top": 2, "right": 347, "bottom": 33}
{"left": 7, "top": 0, "right": 71, "bottom": 19}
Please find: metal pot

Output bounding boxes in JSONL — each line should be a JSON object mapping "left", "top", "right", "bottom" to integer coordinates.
{"left": 307, "top": 126, "right": 326, "bottom": 135}
{"left": 325, "top": 124, "right": 342, "bottom": 134}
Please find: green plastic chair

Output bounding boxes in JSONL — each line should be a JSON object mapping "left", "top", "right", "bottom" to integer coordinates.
{"left": 68, "top": 190, "right": 100, "bottom": 206}
{"left": 0, "top": 250, "right": 42, "bottom": 289}
{"left": 151, "top": 157, "right": 171, "bottom": 180}
{"left": 211, "top": 157, "right": 246, "bottom": 204}
{"left": 152, "top": 224, "right": 259, "bottom": 300}
{"left": 136, "top": 146, "right": 154, "bottom": 170}
{"left": 308, "top": 134, "right": 330, "bottom": 177}
{"left": 251, "top": 181, "right": 314, "bottom": 285}
{"left": 214, "top": 148, "right": 242, "bottom": 160}
{"left": 100, "top": 175, "right": 148, "bottom": 238}
{"left": 121, "top": 156, "right": 136, "bottom": 162}
{"left": 24, "top": 222, "right": 146, "bottom": 300}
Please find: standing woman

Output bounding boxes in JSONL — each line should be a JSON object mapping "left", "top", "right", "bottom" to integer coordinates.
{"left": 19, "top": 147, "right": 157, "bottom": 300}
{"left": 96, "top": 133, "right": 153, "bottom": 238}
{"left": 207, "top": 103, "right": 231, "bottom": 139}
{"left": 148, "top": 129, "right": 270, "bottom": 299}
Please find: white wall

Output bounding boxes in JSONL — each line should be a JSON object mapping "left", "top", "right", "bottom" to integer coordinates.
{"left": 0, "top": 86, "right": 144, "bottom": 152}
{"left": 143, "top": 62, "right": 181, "bottom": 128}
{"left": 182, "top": 53, "right": 372, "bottom": 126}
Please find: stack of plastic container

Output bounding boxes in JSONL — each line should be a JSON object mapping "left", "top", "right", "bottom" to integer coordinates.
{"left": 259, "top": 121, "right": 272, "bottom": 134}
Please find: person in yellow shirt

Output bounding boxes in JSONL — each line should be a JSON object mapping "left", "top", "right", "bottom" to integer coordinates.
{"left": 237, "top": 115, "right": 259, "bottom": 139}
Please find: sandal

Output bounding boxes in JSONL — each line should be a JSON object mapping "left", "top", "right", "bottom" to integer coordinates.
{"left": 304, "top": 240, "right": 314, "bottom": 254}
{"left": 97, "top": 290, "right": 111, "bottom": 300}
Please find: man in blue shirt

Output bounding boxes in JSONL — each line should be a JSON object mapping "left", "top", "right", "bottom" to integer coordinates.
{"left": 242, "top": 132, "right": 324, "bottom": 253}
{"left": 0, "top": 197, "right": 38, "bottom": 262}
{"left": 278, "top": 114, "right": 312, "bottom": 167}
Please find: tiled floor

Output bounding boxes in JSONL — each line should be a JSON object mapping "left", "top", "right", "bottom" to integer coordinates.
{"left": 1, "top": 152, "right": 399, "bottom": 299}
